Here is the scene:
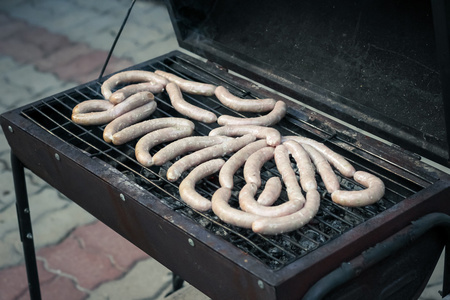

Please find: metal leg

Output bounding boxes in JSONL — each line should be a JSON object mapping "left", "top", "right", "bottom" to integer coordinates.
{"left": 11, "top": 152, "right": 42, "bottom": 300}
{"left": 443, "top": 242, "right": 450, "bottom": 297}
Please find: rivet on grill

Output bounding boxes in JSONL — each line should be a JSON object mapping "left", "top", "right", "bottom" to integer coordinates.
{"left": 24, "top": 208, "right": 30, "bottom": 214}
{"left": 257, "top": 280, "right": 264, "bottom": 289}
{"left": 120, "top": 193, "right": 126, "bottom": 201}
{"left": 8, "top": 126, "right": 13, "bottom": 133}
{"left": 54, "top": 153, "right": 60, "bottom": 161}
{"left": 26, "top": 233, "right": 33, "bottom": 239}
{"left": 188, "top": 238, "right": 195, "bottom": 247}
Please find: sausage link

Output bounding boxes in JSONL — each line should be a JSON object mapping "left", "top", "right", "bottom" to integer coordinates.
{"left": 152, "top": 136, "right": 232, "bottom": 166}
{"left": 217, "top": 100, "right": 287, "bottom": 126}
{"left": 103, "top": 101, "right": 157, "bottom": 143}
{"left": 282, "top": 135, "right": 356, "bottom": 177}
{"left": 72, "top": 99, "right": 114, "bottom": 115}
{"left": 252, "top": 190, "right": 320, "bottom": 235}
{"left": 111, "top": 117, "right": 195, "bottom": 145}
{"left": 283, "top": 140, "right": 317, "bottom": 192}
{"left": 109, "top": 82, "right": 164, "bottom": 104}
{"left": 209, "top": 125, "right": 281, "bottom": 146}
{"left": 214, "top": 86, "right": 276, "bottom": 112}
{"left": 239, "top": 183, "right": 302, "bottom": 217}
{"left": 155, "top": 70, "right": 217, "bottom": 96}
{"left": 211, "top": 187, "right": 262, "bottom": 229}
{"left": 257, "top": 177, "right": 282, "bottom": 206}
{"left": 243, "top": 146, "right": 275, "bottom": 188}
{"left": 101, "top": 70, "right": 169, "bottom": 100}
{"left": 166, "top": 82, "right": 217, "bottom": 123}
{"left": 219, "top": 139, "right": 268, "bottom": 189}
{"left": 166, "top": 134, "right": 257, "bottom": 182}
{"left": 331, "top": 171, "right": 385, "bottom": 207}
{"left": 135, "top": 126, "right": 194, "bottom": 167}
{"left": 302, "top": 144, "right": 341, "bottom": 193}
{"left": 179, "top": 158, "right": 225, "bottom": 211}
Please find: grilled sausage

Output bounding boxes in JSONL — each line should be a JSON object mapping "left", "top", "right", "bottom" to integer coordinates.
{"left": 302, "top": 144, "right": 341, "bottom": 193}
{"left": 331, "top": 171, "right": 385, "bottom": 207}
{"left": 219, "top": 139, "right": 268, "bottom": 189}
{"left": 111, "top": 117, "right": 195, "bottom": 145}
{"left": 283, "top": 140, "right": 317, "bottom": 192}
{"left": 282, "top": 135, "right": 356, "bottom": 177}
{"left": 257, "top": 177, "right": 282, "bottom": 206}
{"left": 243, "top": 146, "right": 275, "bottom": 188}
{"left": 217, "top": 100, "right": 287, "bottom": 126}
{"left": 166, "top": 82, "right": 217, "bottom": 123}
{"left": 214, "top": 86, "right": 276, "bottom": 112}
{"left": 101, "top": 70, "right": 169, "bottom": 100}
{"left": 209, "top": 125, "right": 281, "bottom": 146}
{"left": 72, "top": 99, "right": 114, "bottom": 115}
{"left": 109, "top": 82, "right": 165, "bottom": 104}
{"left": 135, "top": 126, "right": 194, "bottom": 167}
{"left": 152, "top": 135, "right": 232, "bottom": 166}
{"left": 252, "top": 190, "right": 320, "bottom": 235}
{"left": 166, "top": 134, "right": 257, "bottom": 182}
{"left": 72, "top": 92, "right": 153, "bottom": 126}
{"left": 211, "top": 187, "right": 262, "bottom": 229}
{"left": 103, "top": 101, "right": 157, "bottom": 143}
{"left": 239, "top": 182, "right": 302, "bottom": 217}
{"left": 155, "top": 70, "right": 217, "bottom": 96}
{"left": 178, "top": 158, "right": 225, "bottom": 211}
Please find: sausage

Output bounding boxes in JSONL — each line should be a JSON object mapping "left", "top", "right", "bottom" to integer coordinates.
{"left": 257, "top": 177, "right": 282, "bottom": 206}
{"left": 101, "top": 70, "right": 169, "bottom": 100}
{"left": 274, "top": 144, "right": 306, "bottom": 204}
{"left": 72, "top": 99, "right": 114, "bottom": 115}
{"left": 302, "top": 144, "right": 341, "bottom": 193}
{"left": 166, "top": 134, "right": 257, "bottom": 182}
{"left": 282, "top": 135, "right": 356, "bottom": 177}
{"left": 109, "top": 82, "right": 165, "bottom": 104}
{"left": 217, "top": 100, "right": 287, "bottom": 126}
{"left": 214, "top": 86, "right": 276, "bottom": 112}
{"left": 243, "top": 146, "right": 275, "bottom": 188}
{"left": 178, "top": 158, "right": 225, "bottom": 211}
{"left": 252, "top": 190, "right": 321, "bottom": 235}
{"left": 209, "top": 125, "right": 281, "bottom": 146}
{"left": 166, "top": 82, "right": 217, "bottom": 123}
{"left": 155, "top": 70, "right": 217, "bottom": 96}
{"left": 211, "top": 187, "right": 262, "bottom": 229}
{"left": 103, "top": 101, "right": 157, "bottom": 143}
{"left": 239, "top": 183, "right": 302, "bottom": 217}
{"left": 135, "top": 126, "right": 194, "bottom": 167}
{"left": 331, "top": 171, "right": 385, "bottom": 207}
{"left": 152, "top": 135, "right": 232, "bottom": 166}
{"left": 111, "top": 117, "right": 195, "bottom": 145}
{"left": 219, "top": 139, "right": 268, "bottom": 189}
{"left": 283, "top": 140, "right": 317, "bottom": 192}
{"left": 72, "top": 92, "right": 153, "bottom": 126}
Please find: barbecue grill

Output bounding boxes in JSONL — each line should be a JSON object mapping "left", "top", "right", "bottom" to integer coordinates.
{"left": 2, "top": 0, "right": 450, "bottom": 299}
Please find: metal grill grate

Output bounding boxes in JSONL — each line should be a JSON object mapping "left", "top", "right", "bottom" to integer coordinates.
{"left": 20, "top": 53, "right": 428, "bottom": 270}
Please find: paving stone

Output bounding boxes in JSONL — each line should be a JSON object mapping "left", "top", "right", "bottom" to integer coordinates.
{"left": 34, "top": 42, "right": 93, "bottom": 72}
{"left": 53, "top": 50, "right": 107, "bottom": 83}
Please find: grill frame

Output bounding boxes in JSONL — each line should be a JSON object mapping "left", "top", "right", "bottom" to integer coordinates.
{"left": 3, "top": 51, "right": 450, "bottom": 299}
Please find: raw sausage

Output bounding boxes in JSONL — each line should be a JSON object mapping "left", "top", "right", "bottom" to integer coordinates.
{"left": 243, "top": 146, "right": 275, "bottom": 188}
{"left": 219, "top": 139, "right": 268, "bottom": 189}
{"left": 283, "top": 140, "right": 317, "bottom": 192}
{"left": 152, "top": 136, "right": 231, "bottom": 166}
{"left": 166, "top": 134, "right": 257, "bottom": 182}
{"left": 72, "top": 99, "right": 114, "bottom": 115}
{"left": 166, "top": 82, "right": 217, "bottom": 123}
{"left": 274, "top": 144, "right": 305, "bottom": 204}
{"left": 257, "top": 177, "right": 282, "bottom": 206}
{"left": 155, "top": 70, "right": 216, "bottom": 96}
{"left": 135, "top": 126, "right": 194, "bottom": 167}
{"left": 178, "top": 158, "right": 225, "bottom": 211}
{"left": 302, "top": 144, "right": 341, "bottom": 193}
{"left": 103, "top": 101, "right": 157, "bottom": 143}
{"left": 214, "top": 86, "right": 276, "bottom": 112}
{"left": 111, "top": 117, "right": 195, "bottom": 145}
{"left": 109, "top": 82, "right": 164, "bottom": 104}
{"left": 282, "top": 135, "right": 356, "bottom": 177}
{"left": 209, "top": 125, "right": 281, "bottom": 146}
{"left": 239, "top": 182, "right": 302, "bottom": 217}
{"left": 331, "top": 171, "right": 385, "bottom": 207}
{"left": 217, "top": 100, "right": 287, "bottom": 126}
{"left": 101, "top": 70, "right": 169, "bottom": 100}
{"left": 252, "top": 190, "right": 321, "bottom": 235}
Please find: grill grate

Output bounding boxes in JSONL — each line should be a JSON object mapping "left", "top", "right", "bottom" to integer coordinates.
{"left": 21, "top": 53, "right": 428, "bottom": 270}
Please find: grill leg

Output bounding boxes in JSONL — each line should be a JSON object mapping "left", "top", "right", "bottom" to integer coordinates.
{"left": 11, "top": 152, "right": 42, "bottom": 300}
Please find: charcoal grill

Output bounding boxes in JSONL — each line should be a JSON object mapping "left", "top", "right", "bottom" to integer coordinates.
{"left": 2, "top": 0, "right": 450, "bottom": 299}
